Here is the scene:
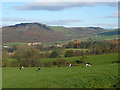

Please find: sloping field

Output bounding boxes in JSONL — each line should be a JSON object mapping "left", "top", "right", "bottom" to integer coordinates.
{"left": 2, "top": 53, "right": 119, "bottom": 88}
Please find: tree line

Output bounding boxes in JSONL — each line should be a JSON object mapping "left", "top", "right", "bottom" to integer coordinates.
{"left": 2, "top": 40, "right": 119, "bottom": 67}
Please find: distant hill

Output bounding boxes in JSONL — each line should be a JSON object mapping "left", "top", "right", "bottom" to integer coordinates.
{"left": 98, "top": 29, "right": 120, "bottom": 36}
{"left": 2, "top": 23, "right": 106, "bottom": 43}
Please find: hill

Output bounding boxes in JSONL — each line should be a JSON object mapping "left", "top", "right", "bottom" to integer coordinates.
{"left": 2, "top": 23, "right": 66, "bottom": 43}
{"left": 98, "top": 29, "right": 120, "bottom": 36}
{"left": 2, "top": 23, "right": 106, "bottom": 43}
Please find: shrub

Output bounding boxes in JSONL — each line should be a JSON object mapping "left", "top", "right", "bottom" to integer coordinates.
{"left": 73, "top": 50, "right": 84, "bottom": 56}
{"left": 50, "top": 50, "right": 59, "bottom": 58}
{"left": 56, "top": 58, "right": 67, "bottom": 67}
{"left": 65, "top": 50, "right": 74, "bottom": 57}
{"left": 14, "top": 45, "right": 40, "bottom": 67}
{"left": 39, "top": 52, "right": 50, "bottom": 58}
{"left": 44, "top": 62, "right": 53, "bottom": 67}
{"left": 10, "top": 61, "right": 19, "bottom": 67}
{"left": 53, "top": 61, "right": 58, "bottom": 65}
{"left": 2, "top": 59, "right": 9, "bottom": 67}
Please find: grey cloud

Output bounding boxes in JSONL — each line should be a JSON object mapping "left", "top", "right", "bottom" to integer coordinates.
{"left": 2, "top": 17, "right": 31, "bottom": 22}
{"left": 2, "top": 18, "right": 81, "bottom": 26}
{"left": 14, "top": 2, "right": 117, "bottom": 11}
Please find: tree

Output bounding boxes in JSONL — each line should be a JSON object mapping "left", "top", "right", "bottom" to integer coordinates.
{"left": 90, "top": 44, "right": 102, "bottom": 55}
{"left": 15, "top": 45, "right": 40, "bottom": 67}
{"left": 50, "top": 50, "right": 59, "bottom": 58}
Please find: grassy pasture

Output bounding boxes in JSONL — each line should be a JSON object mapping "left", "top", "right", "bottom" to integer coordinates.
{"left": 2, "top": 53, "right": 119, "bottom": 88}
{"left": 67, "top": 53, "right": 118, "bottom": 65}
{"left": 38, "top": 53, "right": 118, "bottom": 65}
{"left": 2, "top": 64, "right": 118, "bottom": 88}
{"left": 3, "top": 42, "right": 27, "bottom": 45}
{"left": 7, "top": 53, "right": 118, "bottom": 65}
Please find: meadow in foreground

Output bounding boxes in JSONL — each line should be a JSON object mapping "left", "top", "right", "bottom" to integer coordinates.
{"left": 2, "top": 54, "right": 119, "bottom": 88}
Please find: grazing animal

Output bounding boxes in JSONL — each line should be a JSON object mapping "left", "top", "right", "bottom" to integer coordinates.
{"left": 36, "top": 65, "right": 41, "bottom": 71}
{"left": 19, "top": 67, "right": 22, "bottom": 69}
{"left": 85, "top": 63, "right": 91, "bottom": 66}
{"left": 21, "top": 66, "right": 24, "bottom": 69}
{"left": 19, "top": 66, "right": 24, "bottom": 69}
{"left": 37, "top": 67, "right": 40, "bottom": 71}
{"left": 68, "top": 64, "right": 72, "bottom": 67}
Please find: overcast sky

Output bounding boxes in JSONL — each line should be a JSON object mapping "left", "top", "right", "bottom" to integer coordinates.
{"left": 1, "top": 1, "right": 119, "bottom": 29}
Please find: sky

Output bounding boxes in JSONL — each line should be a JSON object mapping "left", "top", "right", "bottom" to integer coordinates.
{"left": 1, "top": 1, "right": 119, "bottom": 29}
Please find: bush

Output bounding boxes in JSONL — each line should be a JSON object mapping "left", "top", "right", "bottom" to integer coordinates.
{"left": 10, "top": 61, "right": 19, "bottom": 67}
{"left": 44, "top": 62, "right": 53, "bottom": 67}
{"left": 65, "top": 50, "right": 74, "bottom": 57}
{"left": 50, "top": 50, "right": 59, "bottom": 58}
{"left": 73, "top": 50, "right": 84, "bottom": 56}
{"left": 2, "top": 59, "right": 9, "bottom": 67}
{"left": 39, "top": 52, "right": 50, "bottom": 58}
{"left": 53, "top": 61, "right": 58, "bottom": 65}
{"left": 14, "top": 45, "right": 40, "bottom": 67}
{"left": 56, "top": 58, "right": 67, "bottom": 67}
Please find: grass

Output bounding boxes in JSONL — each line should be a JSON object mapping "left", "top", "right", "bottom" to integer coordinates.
{"left": 2, "top": 53, "right": 119, "bottom": 88}
{"left": 6, "top": 53, "right": 118, "bottom": 65}
{"left": 2, "top": 64, "right": 118, "bottom": 88}
{"left": 67, "top": 53, "right": 118, "bottom": 65}
{"left": 39, "top": 53, "right": 118, "bottom": 65}
{"left": 3, "top": 42, "right": 27, "bottom": 45}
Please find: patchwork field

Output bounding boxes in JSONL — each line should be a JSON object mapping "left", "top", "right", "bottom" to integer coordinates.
{"left": 2, "top": 53, "right": 119, "bottom": 88}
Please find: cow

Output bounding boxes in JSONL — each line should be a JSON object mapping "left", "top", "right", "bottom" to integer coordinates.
{"left": 85, "top": 63, "right": 91, "bottom": 66}
{"left": 19, "top": 66, "right": 24, "bottom": 69}
{"left": 36, "top": 65, "right": 41, "bottom": 71}
{"left": 68, "top": 64, "right": 72, "bottom": 67}
{"left": 37, "top": 67, "right": 40, "bottom": 71}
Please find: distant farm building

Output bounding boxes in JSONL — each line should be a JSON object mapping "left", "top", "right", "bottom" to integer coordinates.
{"left": 3, "top": 45, "right": 10, "bottom": 48}
{"left": 73, "top": 40, "right": 80, "bottom": 48}
{"left": 56, "top": 44, "right": 63, "bottom": 47}
{"left": 73, "top": 40, "right": 80, "bottom": 44}
{"left": 27, "top": 42, "right": 42, "bottom": 46}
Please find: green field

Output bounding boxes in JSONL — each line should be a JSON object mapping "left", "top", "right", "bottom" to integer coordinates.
{"left": 2, "top": 53, "right": 119, "bottom": 88}
{"left": 7, "top": 53, "right": 118, "bottom": 64}
{"left": 3, "top": 42, "right": 27, "bottom": 45}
